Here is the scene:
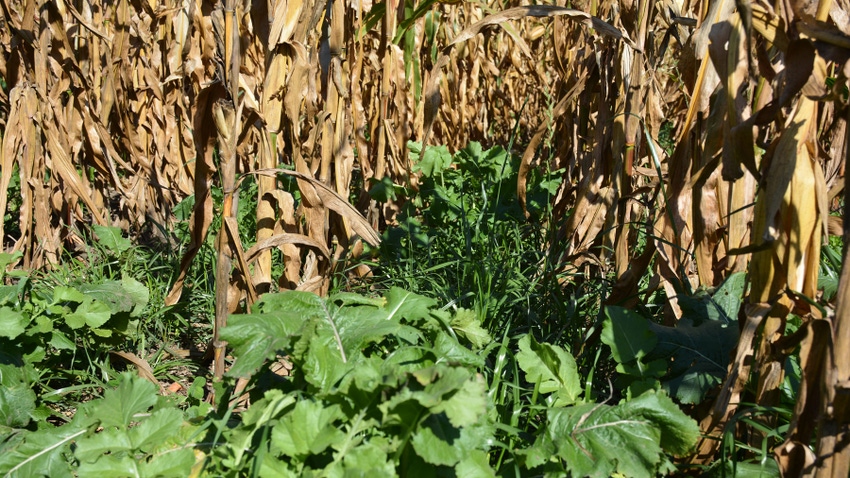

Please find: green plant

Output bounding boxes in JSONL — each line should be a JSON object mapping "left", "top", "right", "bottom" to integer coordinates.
{"left": 0, "top": 373, "right": 201, "bottom": 477}
{"left": 209, "top": 287, "right": 496, "bottom": 475}
{"left": 601, "top": 272, "right": 747, "bottom": 403}
{"left": 372, "top": 141, "right": 574, "bottom": 342}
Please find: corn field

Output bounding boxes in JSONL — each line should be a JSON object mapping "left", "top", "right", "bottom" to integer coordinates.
{"left": 1, "top": 0, "right": 849, "bottom": 473}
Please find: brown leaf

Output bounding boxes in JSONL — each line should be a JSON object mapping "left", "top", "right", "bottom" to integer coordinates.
{"left": 110, "top": 351, "right": 165, "bottom": 393}
{"left": 249, "top": 168, "right": 381, "bottom": 247}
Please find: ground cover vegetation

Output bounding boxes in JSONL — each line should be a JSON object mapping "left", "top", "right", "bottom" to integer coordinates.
{"left": 0, "top": 0, "right": 849, "bottom": 475}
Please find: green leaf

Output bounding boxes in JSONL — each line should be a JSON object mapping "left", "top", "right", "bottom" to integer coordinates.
{"left": 601, "top": 307, "right": 657, "bottom": 364}
{"left": 254, "top": 290, "right": 326, "bottom": 318}
{"left": 0, "top": 251, "right": 22, "bottom": 279}
{"left": 92, "top": 225, "right": 132, "bottom": 254}
{"left": 74, "top": 430, "right": 133, "bottom": 463}
{"left": 432, "top": 332, "right": 483, "bottom": 368}
{"left": 271, "top": 400, "right": 344, "bottom": 459}
{"left": 328, "top": 441, "right": 396, "bottom": 477}
{"left": 303, "top": 332, "right": 350, "bottom": 393}
{"left": 84, "top": 373, "right": 158, "bottom": 428}
{"left": 539, "top": 390, "right": 698, "bottom": 478}
{"left": 617, "top": 391, "right": 701, "bottom": 455}
{"left": 0, "top": 425, "right": 85, "bottom": 478}
{"left": 241, "top": 389, "right": 296, "bottom": 428}
{"left": 432, "top": 373, "right": 487, "bottom": 428}
{"left": 140, "top": 448, "right": 196, "bottom": 477}
{"left": 411, "top": 415, "right": 494, "bottom": 467}
{"left": 77, "top": 454, "right": 140, "bottom": 477}
{"left": 707, "top": 272, "right": 746, "bottom": 322}
{"left": 64, "top": 297, "right": 112, "bottom": 330}
{"left": 221, "top": 310, "right": 302, "bottom": 378}
{"left": 77, "top": 278, "right": 149, "bottom": 316}
{"left": 258, "top": 454, "right": 298, "bottom": 478}
{"left": 368, "top": 176, "right": 400, "bottom": 202}
{"left": 128, "top": 408, "right": 184, "bottom": 452}
{"left": 380, "top": 287, "right": 437, "bottom": 324}
{"left": 333, "top": 302, "right": 404, "bottom": 354}
{"left": 49, "top": 331, "right": 75, "bottom": 350}
{"left": 411, "top": 414, "right": 462, "bottom": 466}
{"left": 413, "top": 144, "right": 452, "bottom": 178}
{"left": 647, "top": 318, "right": 738, "bottom": 404}
{"left": 0, "top": 285, "right": 19, "bottom": 306}
{"left": 53, "top": 286, "right": 85, "bottom": 304}
{"left": 455, "top": 450, "right": 496, "bottom": 478}
{"left": 450, "top": 308, "right": 490, "bottom": 350}
{"left": 516, "top": 334, "right": 582, "bottom": 406}
{"left": 0, "top": 307, "right": 27, "bottom": 339}
{"left": 0, "top": 380, "right": 36, "bottom": 428}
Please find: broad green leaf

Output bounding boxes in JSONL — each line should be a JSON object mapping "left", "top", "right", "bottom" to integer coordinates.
{"left": 77, "top": 454, "right": 139, "bottom": 477}
{"left": 0, "top": 285, "right": 19, "bottom": 305}
{"left": 303, "top": 332, "right": 350, "bottom": 393}
{"left": 515, "top": 334, "right": 582, "bottom": 406}
{"left": 648, "top": 318, "right": 738, "bottom": 404}
{"left": 120, "top": 276, "right": 150, "bottom": 316}
{"left": 92, "top": 225, "right": 132, "bottom": 254}
{"left": 380, "top": 287, "right": 437, "bottom": 324}
{"left": 329, "top": 292, "right": 385, "bottom": 308}
{"left": 63, "top": 312, "right": 86, "bottom": 330}
{"left": 708, "top": 272, "right": 746, "bottom": 322}
{"left": 455, "top": 450, "right": 496, "bottom": 478}
{"left": 0, "top": 425, "right": 85, "bottom": 478}
{"left": 539, "top": 391, "right": 698, "bottom": 478}
{"left": 253, "top": 290, "right": 326, "bottom": 318}
{"left": 327, "top": 441, "right": 396, "bottom": 477}
{"left": 411, "top": 415, "right": 494, "bottom": 468}
{"left": 140, "top": 447, "right": 196, "bottom": 477}
{"left": 77, "top": 278, "right": 149, "bottom": 316}
{"left": 413, "top": 365, "right": 469, "bottom": 400}
{"left": 64, "top": 297, "right": 111, "bottom": 330}
{"left": 432, "top": 332, "right": 483, "bottom": 368}
{"left": 548, "top": 403, "right": 659, "bottom": 478}
{"left": 380, "top": 393, "right": 426, "bottom": 431}
{"left": 413, "top": 144, "right": 452, "bottom": 177}
{"left": 74, "top": 430, "right": 133, "bottom": 462}
{"left": 410, "top": 414, "right": 462, "bottom": 466}
{"left": 0, "top": 307, "right": 26, "bottom": 339}
{"left": 336, "top": 355, "right": 384, "bottom": 405}
{"left": 333, "top": 303, "right": 404, "bottom": 354}
{"left": 31, "top": 315, "right": 53, "bottom": 334}
{"left": 259, "top": 454, "right": 298, "bottom": 478}
{"left": 85, "top": 373, "right": 158, "bottom": 428}
{"left": 0, "top": 251, "right": 22, "bottom": 279}
{"left": 53, "top": 286, "right": 86, "bottom": 304}
{"left": 241, "top": 389, "right": 296, "bottom": 428}
{"left": 432, "top": 373, "right": 487, "bottom": 428}
{"left": 49, "top": 331, "right": 75, "bottom": 350}
{"left": 128, "top": 408, "right": 184, "bottom": 452}
{"left": 0, "top": 381, "right": 36, "bottom": 428}
{"left": 617, "top": 391, "right": 701, "bottom": 455}
{"left": 91, "top": 328, "right": 112, "bottom": 337}
{"left": 520, "top": 429, "right": 556, "bottom": 469}
{"left": 367, "top": 176, "right": 400, "bottom": 202}
{"left": 450, "top": 308, "right": 491, "bottom": 350}
{"left": 381, "top": 345, "right": 436, "bottom": 376}
{"left": 677, "top": 272, "right": 746, "bottom": 326}
{"left": 271, "top": 400, "right": 344, "bottom": 459}
{"left": 602, "top": 307, "right": 657, "bottom": 364}
{"left": 221, "top": 312, "right": 300, "bottom": 377}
